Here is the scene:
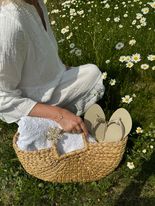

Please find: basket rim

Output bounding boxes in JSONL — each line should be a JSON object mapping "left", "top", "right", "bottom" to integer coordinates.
{"left": 12, "top": 130, "right": 128, "bottom": 157}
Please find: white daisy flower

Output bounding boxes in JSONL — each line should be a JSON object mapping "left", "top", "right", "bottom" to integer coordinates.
{"left": 77, "top": 10, "right": 84, "bottom": 15}
{"left": 141, "top": 64, "right": 149, "bottom": 70}
{"left": 148, "top": 2, "right": 155, "bottom": 9}
{"left": 69, "top": 43, "right": 75, "bottom": 48}
{"left": 70, "top": 8, "right": 76, "bottom": 16}
{"left": 127, "top": 162, "right": 135, "bottom": 169}
{"left": 122, "top": 95, "right": 133, "bottom": 104}
{"left": 61, "top": 26, "right": 69, "bottom": 34}
{"left": 61, "top": 15, "right": 66, "bottom": 18}
{"left": 115, "top": 42, "right": 124, "bottom": 50}
{"left": 141, "top": 22, "right": 147, "bottom": 27}
{"left": 147, "top": 55, "right": 155, "bottom": 61}
{"left": 125, "top": 56, "right": 131, "bottom": 62}
{"left": 126, "top": 62, "right": 134, "bottom": 68}
{"left": 104, "top": 3, "right": 110, "bottom": 8}
{"left": 131, "top": 53, "right": 141, "bottom": 63}
{"left": 105, "top": 59, "right": 110, "bottom": 64}
{"left": 114, "top": 17, "right": 120, "bottom": 22}
{"left": 119, "top": 56, "right": 127, "bottom": 62}
{"left": 136, "top": 13, "right": 143, "bottom": 19}
{"left": 51, "top": 20, "right": 56, "bottom": 25}
{"left": 140, "top": 17, "right": 146, "bottom": 23}
{"left": 123, "top": 14, "right": 128, "bottom": 17}
{"left": 129, "top": 39, "right": 136, "bottom": 46}
{"left": 136, "top": 25, "right": 141, "bottom": 29}
{"left": 150, "top": 145, "right": 154, "bottom": 149}
{"left": 119, "top": 24, "right": 123, "bottom": 28}
{"left": 136, "top": 127, "right": 143, "bottom": 133}
{"left": 51, "top": 9, "right": 59, "bottom": 14}
{"left": 109, "top": 79, "right": 116, "bottom": 86}
{"left": 152, "top": 66, "right": 155, "bottom": 70}
{"left": 132, "top": 93, "right": 136, "bottom": 97}
{"left": 132, "top": 20, "right": 137, "bottom": 25}
{"left": 141, "top": 7, "right": 149, "bottom": 14}
{"left": 142, "top": 149, "right": 147, "bottom": 153}
{"left": 101, "top": 72, "right": 107, "bottom": 80}
{"left": 75, "top": 49, "right": 82, "bottom": 56}
{"left": 106, "top": 18, "right": 111, "bottom": 22}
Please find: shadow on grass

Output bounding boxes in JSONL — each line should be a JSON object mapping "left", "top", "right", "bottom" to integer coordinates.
{"left": 114, "top": 151, "right": 155, "bottom": 206}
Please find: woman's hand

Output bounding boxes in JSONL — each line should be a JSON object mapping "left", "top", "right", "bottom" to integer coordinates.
{"left": 28, "top": 102, "right": 88, "bottom": 137}
{"left": 57, "top": 108, "right": 89, "bottom": 137}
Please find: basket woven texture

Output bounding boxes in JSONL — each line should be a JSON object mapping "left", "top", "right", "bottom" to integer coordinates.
{"left": 13, "top": 131, "right": 128, "bottom": 183}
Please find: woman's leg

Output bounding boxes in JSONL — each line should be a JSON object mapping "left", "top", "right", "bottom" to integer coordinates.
{"left": 65, "top": 74, "right": 105, "bottom": 116}
{"left": 47, "top": 63, "right": 105, "bottom": 115}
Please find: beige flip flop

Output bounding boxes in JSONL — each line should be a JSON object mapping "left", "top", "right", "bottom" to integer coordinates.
{"left": 84, "top": 103, "right": 107, "bottom": 142}
{"left": 104, "top": 108, "right": 132, "bottom": 142}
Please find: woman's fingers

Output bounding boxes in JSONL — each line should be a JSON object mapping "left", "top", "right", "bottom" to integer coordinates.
{"left": 71, "top": 125, "right": 82, "bottom": 134}
{"left": 71, "top": 130, "right": 76, "bottom": 134}
{"left": 59, "top": 108, "right": 89, "bottom": 136}
{"left": 80, "top": 122, "right": 89, "bottom": 137}
{"left": 71, "top": 124, "right": 87, "bottom": 135}
{"left": 75, "top": 125, "right": 82, "bottom": 133}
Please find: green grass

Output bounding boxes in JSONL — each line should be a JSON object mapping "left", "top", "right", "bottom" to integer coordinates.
{"left": 0, "top": 0, "right": 155, "bottom": 205}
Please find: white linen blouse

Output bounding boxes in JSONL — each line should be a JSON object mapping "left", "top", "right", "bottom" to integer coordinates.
{"left": 0, "top": 0, "right": 66, "bottom": 123}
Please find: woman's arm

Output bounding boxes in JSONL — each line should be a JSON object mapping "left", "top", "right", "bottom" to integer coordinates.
{"left": 0, "top": 15, "right": 38, "bottom": 123}
{"left": 28, "top": 102, "right": 89, "bottom": 136}
{"left": 0, "top": 15, "right": 88, "bottom": 135}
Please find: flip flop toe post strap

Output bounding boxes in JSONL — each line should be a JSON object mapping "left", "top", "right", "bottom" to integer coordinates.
{"left": 91, "top": 114, "right": 106, "bottom": 137}
{"left": 107, "top": 118, "right": 126, "bottom": 140}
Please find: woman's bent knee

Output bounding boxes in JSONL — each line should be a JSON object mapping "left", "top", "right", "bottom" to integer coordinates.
{"left": 82, "top": 64, "right": 102, "bottom": 84}
{"left": 88, "top": 64, "right": 101, "bottom": 76}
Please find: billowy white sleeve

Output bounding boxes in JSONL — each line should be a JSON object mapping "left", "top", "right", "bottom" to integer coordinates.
{"left": 0, "top": 15, "right": 37, "bottom": 124}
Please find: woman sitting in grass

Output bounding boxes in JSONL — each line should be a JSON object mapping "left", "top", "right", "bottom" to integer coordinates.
{"left": 0, "top": 0, "right": 105, "bottom": 137}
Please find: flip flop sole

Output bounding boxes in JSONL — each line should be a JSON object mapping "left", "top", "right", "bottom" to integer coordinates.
{"left": 108, "top": 108, "right": 132, "bottom": 138}
{"left": 84, "top": 103, "right": 106, "bottom": 142}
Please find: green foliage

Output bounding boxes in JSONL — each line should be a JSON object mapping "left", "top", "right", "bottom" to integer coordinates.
{"left": 47, "top": 0, "right": 155, "bottom": 129}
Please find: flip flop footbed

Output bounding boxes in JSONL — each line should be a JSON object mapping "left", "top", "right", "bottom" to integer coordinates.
{"left": 84, "top": 104, "right": 106, "bottom": 142}
{"left": 108, "top": 108, "right": 132, "bottom": 138}
{"left": 104, "top": 122, "right": 125, "bottom": 142}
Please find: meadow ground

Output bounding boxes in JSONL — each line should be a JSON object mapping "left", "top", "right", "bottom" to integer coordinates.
{"left": 0, "top": 0, "right": 155, "bottom": 205}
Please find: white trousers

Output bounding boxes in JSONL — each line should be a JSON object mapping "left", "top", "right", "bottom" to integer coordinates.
{"left": 46, "top": 63, "right": 105, "bottom": 115}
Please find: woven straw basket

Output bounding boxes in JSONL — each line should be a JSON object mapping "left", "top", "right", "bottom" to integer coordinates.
{"left": 13, "top": 131, "right": 128, "bottom": 183}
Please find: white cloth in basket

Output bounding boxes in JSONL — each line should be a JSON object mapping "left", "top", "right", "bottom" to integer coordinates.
{"left": 16, "top": 116, "right": 97, "bottom": 155}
